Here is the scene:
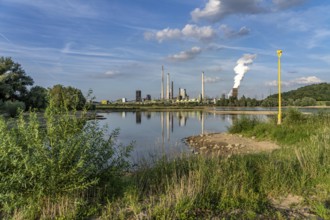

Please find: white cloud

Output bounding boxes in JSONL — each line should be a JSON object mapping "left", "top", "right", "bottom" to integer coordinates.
{"left": 182, "top": 24, "right": 216, "bottom": 41}
{"left": 220, "top": 25, "right": 250, "bottom": 38}
{"left": 205, "top": 76, "right": 221, "bottom": 83}
{"left": 144, "top": 24, "right": 216, "bottom": 43}
{"left": 266, "top": 76, "right": 323, "bottom": 86}
{"left": 191, "top": 0, "right": 266, "bottom": 23}
{"left": 293, "top": 76, "right": 323, "bottom": 85}
{"left": 144, "top": 28, "right": 181, "bottom": 43}
{"left": 168, "top": 47, "right": 202, "bottom": 62}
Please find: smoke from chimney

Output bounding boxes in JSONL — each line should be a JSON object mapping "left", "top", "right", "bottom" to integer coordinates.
{"left": 232, "top": 54, "right": 257, "bottom": 91}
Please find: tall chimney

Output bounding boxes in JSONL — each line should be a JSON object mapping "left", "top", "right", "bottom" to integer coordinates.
{"left": 202, "top": 71, "right": 205, "bottom": 101}
{"left": 161, "top": 66, "right": 164, "bottom": 100}
{"left": 232, "top": 88, "right": 238, "bottom": 98}
{"left": 171, "top": 81, "right": 174, "bottom": 99}
{"left": 167, "top": 73, "right": 170, "bottom": 100}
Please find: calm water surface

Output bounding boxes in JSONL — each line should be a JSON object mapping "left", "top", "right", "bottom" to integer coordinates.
{"left": 97, "top": 111, "right": 263, "bottom": 163}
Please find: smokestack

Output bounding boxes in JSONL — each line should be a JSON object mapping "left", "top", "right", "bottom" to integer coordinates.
{"left": 171, "top": 81, "right": 174, "bottom": 99}
{"left": 161, "top": 66, "right": 164, "bottom": 100}
{"left": 232, "top": 88, "right": 238, "bottom": 98}
{"left": 202, "top": 71, "right": 205, "bottom": 100}
{"left": 167, "top": 73, "right": 170, "bottom": 100}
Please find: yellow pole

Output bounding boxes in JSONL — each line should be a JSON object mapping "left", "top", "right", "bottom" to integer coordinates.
{"left": 277, "top": 50, "right": 282, "bottom": 125}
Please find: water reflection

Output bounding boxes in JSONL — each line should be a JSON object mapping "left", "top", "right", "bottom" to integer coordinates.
{"left": 98, "top": 111, "right": 255, "bottom": 163}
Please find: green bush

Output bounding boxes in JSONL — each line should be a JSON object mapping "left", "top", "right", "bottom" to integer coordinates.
{"left": 0, "top": 96, "right": 132, "bottom": 218}
{"left": 282, "top": 108, "right": 306, "bottom": 124}
{"left": 3, "top": 100, "right": 25, "bottom": 117}
{"left": 228, "top": 116, "right": 261, "bottom": 134}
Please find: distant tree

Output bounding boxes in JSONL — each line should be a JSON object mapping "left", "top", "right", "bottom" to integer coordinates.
{"left": 267, "top": 83, "right": 330, "bottom": 101}
{"left": 261, "top": 97, "right": 277, "bottom": 107}
{"left": 238, "top": 96, "right": 247, "bottom": 107}
{"left": 300, "top": 97, "right": 316, "bottom": 106}
{"left": 0, "top": 57, "right": 34, "bottom": 102}
{"left": 49, "top": 84, "right": 86, "bottom": 110}
{"left": 26, "top": 86, "right": 48, "bottom": 110}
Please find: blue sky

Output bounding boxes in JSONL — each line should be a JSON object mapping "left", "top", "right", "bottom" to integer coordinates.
{"left": 1, "top": 0, "right": 329, "bottom": 100}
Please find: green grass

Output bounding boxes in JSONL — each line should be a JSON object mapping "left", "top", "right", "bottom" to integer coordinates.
{"left": 1, "top": 108, "right": 330, "bottom": 219}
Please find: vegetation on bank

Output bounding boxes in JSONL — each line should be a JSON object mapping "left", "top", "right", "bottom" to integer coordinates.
{"left": 0, "top": 56, "right": 87, "bottom": 117}
{"left": 1, "top": 105, "right": 329, "bottom": 219}
{"left": 262, "top": 83, "right": 330, "bottom": 107}
{"left": 0, "top": 96, "right": 132, "bottom": 219}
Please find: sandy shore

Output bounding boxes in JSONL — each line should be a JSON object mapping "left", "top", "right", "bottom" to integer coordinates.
{"left": 185, "top": 132, "right": 280, "bottom": 156}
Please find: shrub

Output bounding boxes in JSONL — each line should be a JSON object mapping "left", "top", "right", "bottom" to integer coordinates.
{"left": 282, "top": 108, "right": 306, "bottom": 124}
{"left": 3, "top": 100, "right": 25, "bottom": 117}
{"left": 0, "top": 95, "right": 132, "bottom": 218}
{"left": 228, "top": 116, "right": 261, "bottom": 134}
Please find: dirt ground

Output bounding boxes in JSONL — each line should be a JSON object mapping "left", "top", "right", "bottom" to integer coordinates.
{"left": 185, "top": 132, "right": 280, "bottom": 156}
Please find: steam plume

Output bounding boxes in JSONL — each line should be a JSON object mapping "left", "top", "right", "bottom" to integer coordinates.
{"left": 233, "top": 54, "right": 257, "bottom": 88}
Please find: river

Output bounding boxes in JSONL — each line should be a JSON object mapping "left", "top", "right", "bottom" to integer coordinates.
{"left": 97, "top": 111, "right": 267, "bottom": 163}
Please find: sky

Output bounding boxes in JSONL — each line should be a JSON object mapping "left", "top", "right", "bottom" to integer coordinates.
{"left": 1, "top": 0, "right": 329, "bottom": 101}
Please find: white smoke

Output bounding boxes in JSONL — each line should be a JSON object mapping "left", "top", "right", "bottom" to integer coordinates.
{"left": 233, "top": 54, "right": 257, "bottom": 88}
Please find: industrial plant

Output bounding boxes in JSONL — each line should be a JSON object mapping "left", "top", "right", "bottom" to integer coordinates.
{"left": 99, "top": 54, "right": 257, "bottom": 105}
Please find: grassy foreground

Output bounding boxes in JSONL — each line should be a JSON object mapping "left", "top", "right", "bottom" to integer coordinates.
{"left": 1, "top": 108, "right": 330, "bottom": 219}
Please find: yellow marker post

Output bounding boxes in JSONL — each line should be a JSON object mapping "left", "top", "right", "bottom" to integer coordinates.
{"left": 277, "top": 50, "right": 282, "bottom": 125}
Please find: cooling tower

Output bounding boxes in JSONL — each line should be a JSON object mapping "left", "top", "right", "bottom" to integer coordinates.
{"left": 232, "top": 88, "right": 238, "bottom": 98}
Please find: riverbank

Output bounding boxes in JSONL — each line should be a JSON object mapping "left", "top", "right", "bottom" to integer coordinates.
{"left": 185, "top": 132, "right": 280, "bottom": 156}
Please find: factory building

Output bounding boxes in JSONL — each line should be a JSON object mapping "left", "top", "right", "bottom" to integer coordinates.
{"left": 136, "top": 90, "right": 142, "bottom": 102}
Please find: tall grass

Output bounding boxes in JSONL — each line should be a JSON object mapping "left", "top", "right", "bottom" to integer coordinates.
{"left": 2, "top": 108, "right": 329, "bottom": 219}
{"left": 101, "top": 109, "right": 330, "bottom": 219}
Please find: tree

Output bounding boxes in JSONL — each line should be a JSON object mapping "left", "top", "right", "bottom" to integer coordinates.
{"left": 0, "top": 57, "right": 34, "bottom": 101}
{"left": 49, "top": 84, "right": 86, "bottom": 110}
{"left": 26, "top": 86, "right": 48, "bottom": 109}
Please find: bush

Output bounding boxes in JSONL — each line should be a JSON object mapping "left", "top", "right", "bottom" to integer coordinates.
{"left": 282, "top": 108, "right": 306, "bottom": 124}
{"left": 3, "top": 100, "right": 25, "bottom": 117}
{"left": 0, "top": 96, "right": 132, "bottom": 218}
{"left": 228, "top": 116, "right": 261, "bottom": 134}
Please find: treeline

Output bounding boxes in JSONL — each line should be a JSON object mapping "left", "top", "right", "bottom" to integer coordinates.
{"left": 268, "top": 83, "right": 330, "bottom": 101}
{"left": 216, "top": 96, "right": 321, "bottom": 107}
{"left": 217, "top": 83, "right": 330, "bottom": 107}
{"left": 0, "top": 57, "right": 86, "bottom": 117}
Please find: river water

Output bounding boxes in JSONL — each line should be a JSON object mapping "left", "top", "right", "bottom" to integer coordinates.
{"left": 97, "top": 108, "right": 329, "bottom": 162}
{"left": 97, "top": 111, "right": 265, "bottom": 163}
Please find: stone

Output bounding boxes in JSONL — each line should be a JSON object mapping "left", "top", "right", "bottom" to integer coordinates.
{"left": 200, "top": 146, "right": 207, "bottom": 151}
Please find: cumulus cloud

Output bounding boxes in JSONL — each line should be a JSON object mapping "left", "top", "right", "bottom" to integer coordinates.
{"left": 182, "top": 24, "right": 216, "bottom": 41}
{"left": 168, "top": 47, "right": 202, "bottom": 62}
{"left": 205, "top": 76, "right": 221, "bottom": 83}
{"left": 191, "top": 0, "right": 266, "bottom": 23}
{"left": 144, "top": 24, "right": 216, "bottom": 43}
{"left": 220, "top": 25, "right": 250, "bottom": 38}
{"left": 266, "top": 76, "right": 323, "bottom": 86}
{"left": 272, "top": 0, "right": 306, "bottom": 9}
{"left": 144, "top": 28, "right": 181, "bottom": 43}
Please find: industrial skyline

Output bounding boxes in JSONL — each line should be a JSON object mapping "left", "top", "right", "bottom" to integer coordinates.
{"left": 0, "top": 0, "right": 329, "bottom": 100}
